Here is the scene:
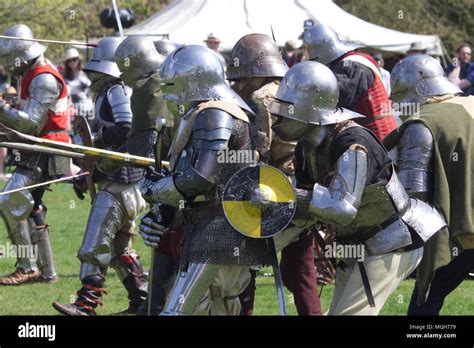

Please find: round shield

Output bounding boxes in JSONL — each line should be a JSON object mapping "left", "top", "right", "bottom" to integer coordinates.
{"left": 223, "top": 164, "right": 297, "bottom": 239}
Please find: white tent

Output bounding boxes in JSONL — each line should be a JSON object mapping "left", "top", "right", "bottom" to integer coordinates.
{"left": 126, "top": 0, "right": 443, "bottom": 56}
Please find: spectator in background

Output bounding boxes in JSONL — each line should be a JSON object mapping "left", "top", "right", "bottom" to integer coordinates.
{"left": 283, "top": 40, "right": 298, "bottom": 65}
{"left": 204, "top": 33, "right": 227, "bottom": 67}
{"left": 287, "top": 19, "right": 315, "bottom": 67}
{"left": 406, "top": 42, "right": 427, "bottom": 56}
{"left": 298, "top": 18, "right": 315, "bottom": 40}
{"left": 447, "top": 43, "right": 474, "bottom": 95}
{"left": 62, "top": 47, "right": 93, "bottom": 120}
{"left": 372, "top": 52, "right": 391, "bottom": 96}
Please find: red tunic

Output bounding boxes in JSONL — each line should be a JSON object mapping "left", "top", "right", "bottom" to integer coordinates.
{"left": 340, "top": 52, "right": 397, "bottom": 140}
{"left": 20, "top": 64, "right": 70, "bottom": 143}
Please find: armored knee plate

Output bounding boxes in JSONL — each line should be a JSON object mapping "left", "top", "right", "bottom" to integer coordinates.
{"left": 78, "top": 191, "right": 124, "bottom": 267}
{"left": 161, "top": 263, "right": 220, "bottom": 315}
{"left": 0, "top": 169, "right": 36, "bottom": 228}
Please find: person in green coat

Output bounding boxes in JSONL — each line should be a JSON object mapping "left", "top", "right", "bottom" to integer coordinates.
{"left": 115, "top": 36, "right": 179, "bottom": 315}
{"left": 385, "top": 54, "right": 474, "bottom": 315}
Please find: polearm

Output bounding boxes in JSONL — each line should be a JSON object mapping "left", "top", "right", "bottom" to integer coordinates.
{"left": 0, "top": 171, "right": 90, "bottom": 196}
{"left": 147, "top": 117, "right": 167, "bottom": 316}
{"left": 0, "top": 35, "right": 97, "bottom": 47}
{"left": 0, "top": 141, "right": 171, "bottom": 168}
{"left": 0, "top": 123, "right": 169, "bottom": 168}
{"left": 0, "top": 142, "right": 87, "bottom": 160}
{"left": 112, "top": 0, "right": 125, "bottom": 38}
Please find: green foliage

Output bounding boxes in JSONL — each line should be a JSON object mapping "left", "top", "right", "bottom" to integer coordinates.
{"left": 0, "top": 0, "right": 472, "bottom": 62}
{"left": 0, "top": 0, "right": 169, "bottom": 62}
{"left": 335, "top": 0, "right": 474, "bottom": 57}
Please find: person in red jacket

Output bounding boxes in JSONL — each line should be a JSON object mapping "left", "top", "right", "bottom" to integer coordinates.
{"left": 0, "top": 24, "right": 71, "bottom": 285}
{"left": 303, "top": 24, "right": 397, "bottom": 141}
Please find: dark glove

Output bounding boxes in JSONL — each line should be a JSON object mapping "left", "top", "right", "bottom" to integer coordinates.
{"left": 139, "top": 205, "right": 176, "bottom": 248}
{"left": 139, "top": 166, "right": 167, "bottom": 204}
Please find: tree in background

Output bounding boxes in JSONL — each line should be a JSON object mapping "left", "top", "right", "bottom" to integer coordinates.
{"left": 336, "top": 0, "right": 474, "bottom": 58}
{"left": 0, "top": 0, "right": 472, "bottom": 62}
{"left": 0, "top": 0, "right": 170, "bottom": 62}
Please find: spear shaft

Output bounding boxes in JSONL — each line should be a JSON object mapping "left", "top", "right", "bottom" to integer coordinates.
{"left": 0, "top": 171, "right": 90, "bottom": 196}
{"left": 0, "top": 35, "right": 97, "bottom": 47}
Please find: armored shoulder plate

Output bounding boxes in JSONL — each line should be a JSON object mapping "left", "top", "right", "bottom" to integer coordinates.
{"left": 0, "top": 73, "right": 60, "bottom": 133}
{"left": 192, "top": 108, "right": 234, "bottom": 151}
{"left": 29, "top": 73, "right": 60, "bottom": 105}
{"left": 397, "top": 122, "right": 434, "bottom": 193}
{"left": 106, "top": 84, "right": 133, "bottom": 124}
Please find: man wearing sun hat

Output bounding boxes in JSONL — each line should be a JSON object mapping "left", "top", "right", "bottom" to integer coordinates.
{"left": 204, "top": 33, "right": 227, "bottom": 67}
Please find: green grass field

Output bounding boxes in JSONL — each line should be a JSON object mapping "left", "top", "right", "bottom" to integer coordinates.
{"left": 0, "top": 182, "right": 473, "bottom": 315}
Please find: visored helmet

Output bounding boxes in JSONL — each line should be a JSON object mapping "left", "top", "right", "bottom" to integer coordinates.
{"left": 160, "top": 45, "right": 252, "bottom": 114}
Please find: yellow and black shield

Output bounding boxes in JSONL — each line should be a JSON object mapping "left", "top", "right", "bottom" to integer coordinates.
{"left": 223, "top": 164, "right": 296, "bottom": 238}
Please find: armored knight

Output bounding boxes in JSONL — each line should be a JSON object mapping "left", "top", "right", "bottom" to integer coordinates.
{"left": 139, "top": 45, "right": 273, "bottom": 315}
{"left": 269, "top": 61, "right": 446, "bottom": 315}
{"left": 0, "top": 24, "right": 70, "bottom": 285}
{"left": 115, "top": 35, "right": 178, "bottom": 315}
{"left": 227, "top": 33, "right": 321, "bottom": 315}
{"left": 52, "top": 37, "right": 148, "bottom": 316}
{"left": 303, "top": 24, "right": 397, "bottom": 140}
{"left": 384, "top": 55, "right": 473, "bottom": 315}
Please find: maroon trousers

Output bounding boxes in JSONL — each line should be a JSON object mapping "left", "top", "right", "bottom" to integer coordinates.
{"left": 240, "top": 232, "right": 322, "bottom": 315}
{"left": 280, "top": 232, "right": 322, "bottom": 315}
